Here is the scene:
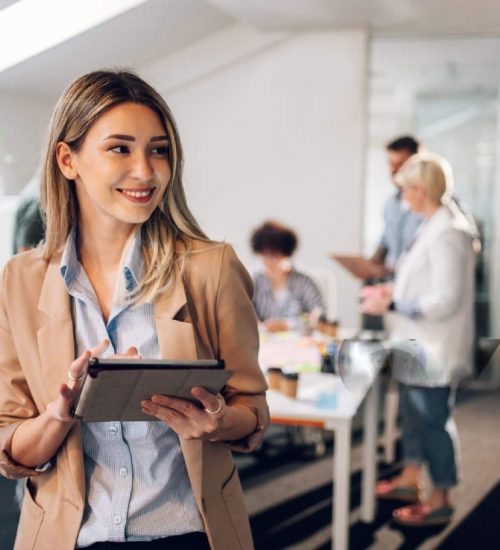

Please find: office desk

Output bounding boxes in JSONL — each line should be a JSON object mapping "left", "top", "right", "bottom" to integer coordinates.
{"left": 260, "top": 332, "right": 380, "bottom": 550}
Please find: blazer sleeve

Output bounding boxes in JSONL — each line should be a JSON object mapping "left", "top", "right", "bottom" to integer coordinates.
{"left": 0, "top": 265, "right": 40, "bottom": 479}
{"left": 215, "top": 245, "right": 269, "bottom": 452}
{"left": 418, "top": 229, "right": 473, "bottom": 321}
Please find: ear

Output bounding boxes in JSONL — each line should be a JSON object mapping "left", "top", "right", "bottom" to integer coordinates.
{"left": 55, "top": 141, "right": 79, "bottom": 180}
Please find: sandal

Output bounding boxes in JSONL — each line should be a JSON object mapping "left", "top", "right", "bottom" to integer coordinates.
{"left": 393, "top": 502, "right": 454, "bottom": 527}
{"left": 376, "top": 478, "right": 422, "bottom": 502}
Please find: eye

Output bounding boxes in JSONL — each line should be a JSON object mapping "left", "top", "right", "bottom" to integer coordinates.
{"left": 151, "top": 144, "right": 169, "bottom": 156}
{"left": 109, "top": 145, "right": 130, "bottom": 154}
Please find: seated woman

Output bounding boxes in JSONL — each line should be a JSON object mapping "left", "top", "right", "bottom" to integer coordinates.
{"left": 251, "top": 220, "right": 325, "bottom": 332}
{"left": 361, "top": 153, "right": 475, "bottom": 527}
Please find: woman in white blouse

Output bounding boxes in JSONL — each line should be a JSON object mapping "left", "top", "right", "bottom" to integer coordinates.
{"left": 362, "top": 153, "right": 475, "bottom": 527}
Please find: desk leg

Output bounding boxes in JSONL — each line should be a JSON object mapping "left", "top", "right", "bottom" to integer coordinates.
{"left": 360, "top": 374, "right": 381, "bottom": 522}
{"left": 332, "top": 418, "right": 351, "bottom": 550}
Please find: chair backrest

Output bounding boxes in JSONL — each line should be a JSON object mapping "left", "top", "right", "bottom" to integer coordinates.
{"left": 296, "top": 264, "right": 338, "bottom": 323}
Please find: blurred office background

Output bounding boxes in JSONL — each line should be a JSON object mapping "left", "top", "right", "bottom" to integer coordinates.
{"left": 1, "top": 1, "right": 500, "bottom": 549}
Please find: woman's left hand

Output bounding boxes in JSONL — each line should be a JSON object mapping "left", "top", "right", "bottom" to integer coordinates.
{"left": 141, "top": 387, "right": 226, "bottom": 441}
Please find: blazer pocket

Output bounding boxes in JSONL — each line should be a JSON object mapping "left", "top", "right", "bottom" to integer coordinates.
{"left": 14, "top": 479, "right": 44, "bottom": 550}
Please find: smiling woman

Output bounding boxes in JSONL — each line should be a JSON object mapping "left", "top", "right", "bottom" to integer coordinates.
{"left": 0, "top": 70, "right": 269, "bottom": 550}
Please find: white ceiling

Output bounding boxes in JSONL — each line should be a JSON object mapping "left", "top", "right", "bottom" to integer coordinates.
{"left": 371, "top": 36, "right": 500, "bottom": 98}
{"left": 0, "top": 0, "right": 233, "bottom": 97}
{"left": 1, "top": 0, "right": 500, "bottom": 98}
{"left": 207, "top": 0, "right": 500, "bottom": 34}
{"left": 0, "top": 0, "right": 18, "bottom": 9}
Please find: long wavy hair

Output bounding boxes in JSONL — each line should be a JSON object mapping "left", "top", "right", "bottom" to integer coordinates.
{"left": 41, "top": 69, "right": 209, "bottom": 303}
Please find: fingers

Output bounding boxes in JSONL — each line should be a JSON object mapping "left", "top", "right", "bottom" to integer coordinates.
{"left": 141, "top": 391, "right": 225, "bottom": 441}
{"left": 90, "top": 339, "right": 110, "bottom": 357}
{"left": 191, "top": 387, "right": 224, "bottom": 414}
{"left": 67, "top": 350, "right": 91, "bottom": 387}
{"left": 147, "top": 394, "right": 197, "bottom": 417}
{"left": 113, "top": 346, "right": 141, "bottom": 360}
{"left": 67, "top": 340, "right": 109, "bottom": 388}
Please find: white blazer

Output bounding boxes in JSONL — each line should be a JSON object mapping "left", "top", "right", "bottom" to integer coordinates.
{"left": 386, "top": 206, "right": 475, "bottom": 387}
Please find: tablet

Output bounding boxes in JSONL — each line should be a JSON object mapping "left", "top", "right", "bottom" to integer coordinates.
{"left": 331, "top": 254, "right": 386, "bottom": 280}
{"left": 72, "top": 358, "right": 232, "bottom": 422}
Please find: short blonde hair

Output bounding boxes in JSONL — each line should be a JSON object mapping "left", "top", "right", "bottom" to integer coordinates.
{"left": 395, "top": 152, "right": 454, "bottom": 204}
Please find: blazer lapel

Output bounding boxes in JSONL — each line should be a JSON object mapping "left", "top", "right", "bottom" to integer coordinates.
{"left": 37, "top": 255, "right": 75, "bottom": 398}
{"left": 37, "top": 254, "right": 85, "bottom": 506}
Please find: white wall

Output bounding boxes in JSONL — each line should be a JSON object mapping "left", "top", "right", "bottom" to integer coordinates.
{"left": 0, "top": 93, "right": 52, "bottom": 267}
{"left": 141, "top": 26, "right": 368, "bottom": 327}
{"left": 0, "top": 93, "right": 52, "bottom": 194}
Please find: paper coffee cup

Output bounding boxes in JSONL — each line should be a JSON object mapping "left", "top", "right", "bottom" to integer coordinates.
{"left": 267, "top": 367, "right": 283, "bottom": 390}
{"left": 281, "top": 372, "right": 299, "bottom": 399}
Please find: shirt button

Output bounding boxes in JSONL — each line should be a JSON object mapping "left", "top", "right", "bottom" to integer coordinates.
{"left": 119, "top": 468, "right": 128, "bottom": 477}
{"left": 113, "top": 515, "right": 122, "bottom": 525}
{"left": 108, "top": 426, "right": 118, "bottom": 435}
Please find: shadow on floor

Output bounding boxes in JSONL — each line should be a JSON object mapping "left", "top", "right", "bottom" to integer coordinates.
{"left": 248, "top": 449, "right": 456, "bottom": 550}
{"left": 436, "top": 481, "right": 500, "bottom": 550}
{"left": 0, "top": 477, "right": 19, "bottom": 550}
{"left": 249, "top": 466, "right": 412, "bottom": 550}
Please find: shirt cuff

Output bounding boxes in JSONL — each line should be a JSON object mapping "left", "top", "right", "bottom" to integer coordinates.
{"left": 35, "top": 460, "right": 54, "bottom": 473}
{"left": 393, "top": 298, "right": 422, "bottom": 319}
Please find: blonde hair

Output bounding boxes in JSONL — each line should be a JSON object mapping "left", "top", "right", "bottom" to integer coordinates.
{"left": 395, "top": 152, "right": 454, "bottom": 204}
{"left": 41, "top": 69, "right": 209, "bottom": 303}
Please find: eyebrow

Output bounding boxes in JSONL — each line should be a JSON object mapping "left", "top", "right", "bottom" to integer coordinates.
{"left": 104, "top": 134, "right": 169, "bottom": 142}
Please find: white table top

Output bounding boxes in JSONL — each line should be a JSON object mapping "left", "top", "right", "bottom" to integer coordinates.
{"left": 266, "top": 372, "right": 374, "bottom": 423}
{"left": 260, "top": 329, "right": 379, "bottom": 424}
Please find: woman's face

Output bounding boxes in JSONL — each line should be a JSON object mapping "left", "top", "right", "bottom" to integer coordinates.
{"left": 402, "top": 179, "right": 426, "bottom": 213}
{"left": 261, "top": 251, "right": 290, "bottom": 275}
{"left": 57, "top": 102, "right": 171, "bottom": 232}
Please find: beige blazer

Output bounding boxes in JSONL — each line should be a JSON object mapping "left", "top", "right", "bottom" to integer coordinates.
{"left": 0, "top": 240, "right": 269, "bottom": 550}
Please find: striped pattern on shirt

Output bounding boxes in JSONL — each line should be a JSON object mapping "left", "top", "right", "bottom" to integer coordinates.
{"left": 252, "top": 269, "right": 325, "bottom": 322}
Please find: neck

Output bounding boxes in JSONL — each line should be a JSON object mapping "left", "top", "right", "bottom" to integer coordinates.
{"left": 421, "top": 200, "right": 441, "bottom": 219}
{"left": 77, "top": 218, "right": 137, "bottom": 273}
{"left": 267, "top": 269, "right": 289, "bottom": 289}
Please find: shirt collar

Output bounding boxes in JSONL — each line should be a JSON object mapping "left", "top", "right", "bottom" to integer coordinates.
{"left": 60, "top": 228, "right": 79, "bottom": 289}
{"left": 122, "top": 228, "right": 143, "bottom": 292}
{"left": 59, "top": 227, "right": 143, "bottom": 293}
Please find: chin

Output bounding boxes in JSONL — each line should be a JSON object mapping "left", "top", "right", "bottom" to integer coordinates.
{"left": 117, "top": 208, "right": 155, "bottom": 225}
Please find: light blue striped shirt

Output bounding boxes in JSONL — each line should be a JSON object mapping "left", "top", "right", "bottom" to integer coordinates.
{"left": 380, "top": 192, "right": 423, "bottom": 270}
{"left": 60, "top": 229, "right": 204, "bottom": 548}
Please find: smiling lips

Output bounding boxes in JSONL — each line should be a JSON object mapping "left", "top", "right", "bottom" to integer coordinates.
{"left": 117, "top": 188, "right": 155, "bottom": 204}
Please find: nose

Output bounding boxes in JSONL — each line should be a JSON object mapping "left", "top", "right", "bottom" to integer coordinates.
{"left": 130, "top": 151, "right": 154, "bottom": 182}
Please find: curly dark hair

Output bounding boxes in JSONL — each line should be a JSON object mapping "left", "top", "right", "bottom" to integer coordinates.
{"left": 251, "top": 220, "right": 298, "bottom": 257}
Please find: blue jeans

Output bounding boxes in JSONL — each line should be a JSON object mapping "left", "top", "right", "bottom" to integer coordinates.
{"left": 400, "top": 385, "right": 459, "bottom": 489}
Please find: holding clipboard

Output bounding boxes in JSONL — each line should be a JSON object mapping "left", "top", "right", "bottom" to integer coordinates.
{"left": 72, "top": 358, "right": 232, "bottom": 422}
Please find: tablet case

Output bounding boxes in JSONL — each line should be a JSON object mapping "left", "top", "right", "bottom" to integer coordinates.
{"left": 72, "top": 358, "right": 232, "bottom": 422}
{"left": 331, "top": 254, "right": 386, "bottom": 280}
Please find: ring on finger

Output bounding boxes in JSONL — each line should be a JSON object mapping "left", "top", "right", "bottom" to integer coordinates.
{"left": 67, "top": 370, "right": 84, "bottom": 381}
{"left": 205, "top": 397, "right": 224, "bottom": 415}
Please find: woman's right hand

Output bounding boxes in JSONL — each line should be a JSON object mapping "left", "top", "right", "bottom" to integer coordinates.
{"left": 45, "top": 340, "right": 140, "bottom": 423}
